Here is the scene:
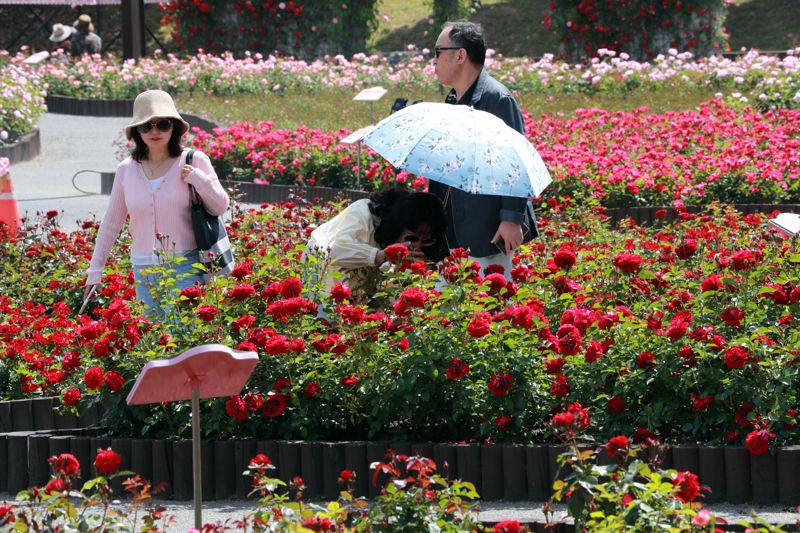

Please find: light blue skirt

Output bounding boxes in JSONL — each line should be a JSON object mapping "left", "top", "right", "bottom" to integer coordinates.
{"left": 132, "top": 250, "right": 204, "bottom": 318}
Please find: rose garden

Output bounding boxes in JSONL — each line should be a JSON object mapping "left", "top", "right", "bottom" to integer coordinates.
{"left": 1, "top": 0, "right": 800, "bottom": 531}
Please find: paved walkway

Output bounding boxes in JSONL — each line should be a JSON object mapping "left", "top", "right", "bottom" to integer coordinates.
{"left": 11, "top": 113, "right": 129, "bottom": 231}
{"left": 4, "top": 113, "right": 799, "bottom": 530}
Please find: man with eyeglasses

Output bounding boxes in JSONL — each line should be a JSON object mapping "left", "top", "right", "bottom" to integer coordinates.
{"left": 430, "top": 21, "right": 537, "bottom": 279}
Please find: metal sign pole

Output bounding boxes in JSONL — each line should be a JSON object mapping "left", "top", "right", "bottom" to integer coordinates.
{"left": 351, "top": 87, "right": 386, "bottom": 189}
{"left": 192, "top": 386, "right": 202, "bottom": 529}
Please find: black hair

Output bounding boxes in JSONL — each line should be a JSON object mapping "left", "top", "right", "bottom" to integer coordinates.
{"left": 130, "top": 118, "right": 184, "bottom": 162}
{"left": 369, "top": 187, "right": 448, "bottom": 262}
{"left": 443, "top": 21, "right": 486, "bottom": 66}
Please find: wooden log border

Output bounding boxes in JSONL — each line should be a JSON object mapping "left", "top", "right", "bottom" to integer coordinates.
{"left": 1, "top": 425, "right": 798, "bottom": 506}
{"left": 0, "top": 128, "right": 41, "bottom": 164}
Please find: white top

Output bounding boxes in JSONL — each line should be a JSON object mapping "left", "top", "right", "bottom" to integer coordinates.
{"left": 306, "top": 199, "right": 380, "bottom": 269}
{"left": 148, "top": 176, "right": 165, "bottom": 190}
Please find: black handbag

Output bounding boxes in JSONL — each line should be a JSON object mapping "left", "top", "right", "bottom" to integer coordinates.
{"left": 186, "top": 149, "right": 235, "bottom": 281}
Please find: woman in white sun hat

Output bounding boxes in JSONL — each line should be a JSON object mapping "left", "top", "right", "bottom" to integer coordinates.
{"left": 83, "top": 89, "right": 229, "bottom": 316}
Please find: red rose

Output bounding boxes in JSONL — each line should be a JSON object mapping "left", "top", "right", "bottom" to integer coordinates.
{"left": 553, "top": 248, "right": 576, "bottom": 269}
{"left": 303, "top": 517, "right": 334, "bottom": 532}
{"left": 83, "top": 366, "right": 104, "bottom": 390}
{"left": 339, "top": 469, "right": 354, "bottom": 481}
{"left": 467, "top": 313, "right": 492, "bottom": 338}
{"left": 584, "top": 340, "right": 604, "bottom": 363}
{"left": 178, "top": 285, "right": 203, "bottom": 303}
{"left": 261, "top": 394, "right": 288, "bottom": 417}
{"left": 264, "top": 335, "right": 291, "bottom": 355}
{"left": 279, "top": 277, "right": 303, "bottom": 298}
{"left": 608, "top": 395, "right": 625, "bottom": 414}
{"left": 104, "top": 370, "right": 124, "bottom": 392}
{"left": 745, "top": 429, "right": 770, "bottom": 455}
{"left": 720, "top": 307, "right": 745, "bottom": 327}
{"left": 636, "top": 351, "right": 655, "bottom": 369}
{"left": 329, "top": 283, "right": 351, "bottom": 303}
{"left": 50, "top": 453, "right": 80, "bottom": 476}
{"left": 446, "top": 358, "right": 470, "bottom": 380}
{"left": 672, "top": 471, "right": 701, "bottom": 502}
{"left": 225, "top": 396, "right": 248, "bottom": 420}
{"left": 62, "top": 387, "right": 81, "bottom": 406}
{"left": 493, "top": 519, "right": 523, "bottom": 533}
{"left": 544, "top": 357, "right": 566, "bottom": 375}
{"left": 304, "top": 382, "right": 320, "bottom": 399}
{"left": 496, "top": 414, "right": 513, "bottom": 429}
{"left": 691, "top": 393, "right": 714, "bottom": 411}
{"left": 249, "top": 453, "right": 272, "bottom": 472}
{"left": 679, "top": 345, "right": 697, "bottom": 367}
{"left": 551, "top": 412, "right": 574, "bottom": 426}
{"left": 724, "top": 346, "right": 748, "bottom": 369}
{"left": 232, "top": 314, "right": 256, "bottom": 332}
{"left": 227, "top": 283, "right": 256, "bottom": 301}
{"left": 675, "top": 239, "right": 698, "bottom": 259}
{"left": 196, "top": 304, "right": 218, "bottom": 322}
{"left": 45, "top": 477, "right": 67, "bottom": 494}
{"left": 384, "top": 244, "right": 409, "bottom": 263}
{"left": 230, "top": 261, "right": 252, "bottom": 280}
{"left": 605, "top": 435, "right": 629, "bottom": 457}
{"left": 551, "top": 374, "right": 570, "bottom": 398}
{"left": 95, "top": 448, "right": 121, "bottom": 474}
{"left": 613, "top": 253, "right": 643, "bottom": 273}
{"left": 488, "top": 372, "right": 514, "bottom": 397}
{"left": 556, "top": 324, "right": 582, "bottom": 356}
{"left": 341, "top": 375, "right": 359, "bottom": 388}
{"left": 483, "top": 273, "right": 508, "bottom": 296}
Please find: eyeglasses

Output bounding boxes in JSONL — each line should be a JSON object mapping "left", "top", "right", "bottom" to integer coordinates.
{"left": 406, "top": 234, "right": 437, "bottom": 247}
{"left": 136, "top": 119, "right": 173, "bottom": 134}
{"left": 434, "top": 46, "right": 461, "bottom": 58}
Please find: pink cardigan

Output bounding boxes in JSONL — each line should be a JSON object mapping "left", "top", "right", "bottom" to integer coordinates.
{"left": 86, "top": 149, "right": 229, "bottom": 285}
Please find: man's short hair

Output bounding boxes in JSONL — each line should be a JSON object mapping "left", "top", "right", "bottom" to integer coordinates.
{"left": 443, "top": 21, "right": 486, "bottom": 66}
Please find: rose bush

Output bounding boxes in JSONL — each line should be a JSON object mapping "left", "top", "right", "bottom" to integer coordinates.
{"left": 0, "top": 50, "right": 47, "bottom": 145}
{"left": 544, "top": 0, "right": 729, "bottom": 62}
{"left": 187, "top": 99, "right": 800, "bottom": 207}
{"left": 1, "top": 200, "right": 798, "bottom": 454}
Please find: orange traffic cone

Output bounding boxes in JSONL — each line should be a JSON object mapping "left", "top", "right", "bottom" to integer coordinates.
{"left": 0, "top": 157, "right": 22, "bottom": 237}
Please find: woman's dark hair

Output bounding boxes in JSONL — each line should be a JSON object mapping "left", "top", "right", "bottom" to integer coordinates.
{"left": 369, "top": 187, "right": 448, "bottom": 262}
{"left": 444, "top": 21, "right": 486, "bottom": 66}
{"left": 130, "top": 118, "right": 184, "bottom": 162}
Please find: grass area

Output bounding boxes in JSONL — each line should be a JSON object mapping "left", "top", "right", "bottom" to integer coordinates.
{"left": 370, "top": 0, "right": 799, "bottom": 57}
{"left": 177, "top": 86, "right": 721, "bottom": 131}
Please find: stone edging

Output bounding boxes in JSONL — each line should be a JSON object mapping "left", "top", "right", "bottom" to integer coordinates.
{"left": 98, "top": 173, "right": 370, "bottom": 204}
{"left": 0, "top": 128, "right": 41, "bottom": 164}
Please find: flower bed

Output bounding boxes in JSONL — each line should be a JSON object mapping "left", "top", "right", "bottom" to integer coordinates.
{"left": 9, "top": 48, "right": 800, "bottom": 110}
{"left": 0, "top": 53, "right": 46, "bottom": 147}
{"left": 1, "top": 203, "right": 798, "bottom": 457}
{"left": 186, "top": 100, "right": 800, "bottom": 207}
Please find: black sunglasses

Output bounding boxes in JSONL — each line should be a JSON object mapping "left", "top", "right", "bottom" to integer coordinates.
{"left": 406, "top": 234, "right": 437, "bottom": 247}
{"left": 136, "top": 119, "right": 174, "bottom": 134}
{"left": 434, "top": 46, "right": 461, "bottom": 58}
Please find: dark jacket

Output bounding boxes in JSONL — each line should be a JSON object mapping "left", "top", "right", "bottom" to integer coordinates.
{"left": 429, "top": 69, "right": 538, "bottom": 257}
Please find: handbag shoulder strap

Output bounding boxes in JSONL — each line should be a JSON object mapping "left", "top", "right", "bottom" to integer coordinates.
{"left": 185, "top": 149, "right": 200, "bottom": 205}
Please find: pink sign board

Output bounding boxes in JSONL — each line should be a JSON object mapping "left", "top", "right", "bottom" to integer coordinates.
{"left": 126, "top": 344, "right": 258, "bottom": 405}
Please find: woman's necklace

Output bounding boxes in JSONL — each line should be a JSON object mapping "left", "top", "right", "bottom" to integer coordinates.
{"left": 143, "top": 157, "right": 174, "bottom": 179}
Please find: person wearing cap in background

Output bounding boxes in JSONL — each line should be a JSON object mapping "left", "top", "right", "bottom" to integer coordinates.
{"left": 48, "top": 23, "right": 75, "bottom": 54}
{"left": 70, "top": 14, "right": 102, "bottom": 56}
{"left": 83, "top": 89, "right": 229, "bottom": 316}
